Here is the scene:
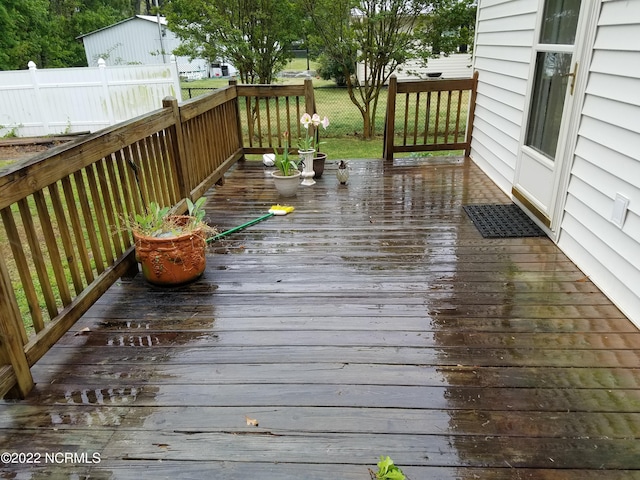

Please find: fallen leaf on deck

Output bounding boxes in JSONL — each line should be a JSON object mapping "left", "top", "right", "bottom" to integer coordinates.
{"left": 245, "top": 415, "right": 259, "bottom": 426}
{"left": 74, "top": 327, "right": 91, "bottom": 336}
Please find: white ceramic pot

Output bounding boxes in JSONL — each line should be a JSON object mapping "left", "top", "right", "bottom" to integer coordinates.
{"left": 272, "top": 170, "right": 302, "bottom": 197}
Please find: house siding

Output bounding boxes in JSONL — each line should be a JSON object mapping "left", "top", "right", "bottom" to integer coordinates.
{"left": 471, "top": 0, "right": 640, "bottom": 326}
{"left": 558, "top": 0, "right": 640, "bottom": 326}
{"left": 81, "top": 17, "right": 209, "bottom": 77}
{"left": 470, "top": 0, "right": 538, "bottom": 194}
{"left": 82, "top": 18, "right": 168, "bottom": 66}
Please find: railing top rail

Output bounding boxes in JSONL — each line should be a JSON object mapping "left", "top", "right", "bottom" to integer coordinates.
{"left": 0, "top": 108, "right": 173, "bottom": 210}
{"left": 178, "top": 86, "right": 238, "bottom": 121}
{"left": 394, "top": 76, "right": 476, "bottom": 94}
{"left": 236, "top": 84, "right": 308, "bottom": 97}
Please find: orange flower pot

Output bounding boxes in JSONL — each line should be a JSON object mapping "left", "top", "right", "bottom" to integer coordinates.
{"left": 133, "top": 216, "right": 207, "bottom": 286}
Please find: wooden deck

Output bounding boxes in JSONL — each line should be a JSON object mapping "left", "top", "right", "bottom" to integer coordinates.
{"left": 1, "top": 157, "right": 640, "bottom": 479}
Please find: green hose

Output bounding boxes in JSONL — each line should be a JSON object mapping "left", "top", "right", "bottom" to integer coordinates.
{"left": 207, "top": 212, "right": 274, "bottom": 243}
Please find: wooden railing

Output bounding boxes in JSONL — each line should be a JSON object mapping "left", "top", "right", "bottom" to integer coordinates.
{"left": 383, "top": 71, "right": 478, "bottom": 161}
{"left": 235, "top": 78, "right": 315, "bottom": 155}
{"left": 0, "top": 82, "right": 313, "bottom": 398}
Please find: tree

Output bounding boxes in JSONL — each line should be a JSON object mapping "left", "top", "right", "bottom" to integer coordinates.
{"left": 0, "top": 0, "right": 134, "bottom": 70}
{"left": 0, "top": 0, "right": 49, "bottom": 70}
{"left": 304, "top": 0, "right": 428, "bottom": 139}
{"left": 414, "top": 0, "right": 476, "bottom": 60}
{"left": 164, "top": 0, "right": 304, "bottom": 84}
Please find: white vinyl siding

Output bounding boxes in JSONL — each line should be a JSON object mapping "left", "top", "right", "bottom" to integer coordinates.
{"left": 557, "top": 0, "right": 640, "bottom": 326}
{"left": 470, "top": 0, "right": 538, "bottom": 195}
{"left": 472, "top": 0, "right": 640, "bottom": 326}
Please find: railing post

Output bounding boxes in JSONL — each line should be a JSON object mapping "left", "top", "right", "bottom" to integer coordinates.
{"left": 304, "top": 77, "right": 315, "bottom": 115}
{"left": 229, "top": 78, "right": 245, "bottom": 162}
{"left": 464, "top": 71, "right": 479, "bottom": 157}
{"left": 303, "top": 77, "right": 317, "bottom": 144}
{"left": 163, "top": 96, "right": 191, "bottom": 200}
{"left": 0, "top": 254, "right": 33, "bottom": 398}
{"left": 383, "top": 75, "right": 398, "bottom": 162}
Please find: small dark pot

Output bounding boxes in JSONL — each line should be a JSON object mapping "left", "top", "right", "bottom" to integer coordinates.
{"left": 313, "top": 152, "right": 327, "bottom": 178}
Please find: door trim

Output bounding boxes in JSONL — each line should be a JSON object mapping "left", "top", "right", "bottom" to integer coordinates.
{"left": 548, "top": 0, "right": 601, "bottom": 236}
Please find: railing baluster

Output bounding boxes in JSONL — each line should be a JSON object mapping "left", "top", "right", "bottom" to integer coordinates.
{"left": 48, "top": 182, "right": 84, "bottom": 295}
{"left": 444, "top": 90, "right": 452, "bottom": 144}
{"left": 275, "top": 97, "right": 282, "bottom": 145}
{"left": 95, "top": 159, "right": 123, "bottom": 258}
{"left": 33, "top": 190, "right": 72, "bottom": 307}
{"left": 85, "top": 164, "right": 115, "bottom": 266}
{"left": 61, "top": 176, "right": 95, "bottom": 284}
{"left": 434, "top": 91, "right": 442, "bottom": 145}
{"left": 424, "top": 92, "right": 432, "bottom": 144}
{"left": 413, "top": 92, "right": 420, "bottom": 146}
{"left": 18, "top": 197, "right": 59, "bottom": 322}
{"left": 403, "top": 92, "right": 410, "bottom": 146}
{"left": 0, "top": 207, "right": 42, "bottom": 335}
{"left": 74, "top": 170, "right": 106, "bottom": 274}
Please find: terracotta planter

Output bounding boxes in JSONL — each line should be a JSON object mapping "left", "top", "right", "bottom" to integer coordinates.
{"left": 133, "top": 216, "right": 207, "bottom": 286}
{"left": 272, "top": 170, "right": 301, "bottom": 197}
{"left": 313, "top": 152, "right": 327, "bottom": 179}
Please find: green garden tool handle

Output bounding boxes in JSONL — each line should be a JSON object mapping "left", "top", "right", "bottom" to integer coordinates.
{"left": 207, "top": 212, "right": 274, "bottom": 242}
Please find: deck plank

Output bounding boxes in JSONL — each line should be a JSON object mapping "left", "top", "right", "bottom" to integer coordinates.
{"left": 1, "top": 157, "right": 640, "bottom": 478}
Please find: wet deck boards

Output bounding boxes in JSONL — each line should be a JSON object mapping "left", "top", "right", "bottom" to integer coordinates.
{"left": 2, "top": 157, "right": 640, "bottom": 479}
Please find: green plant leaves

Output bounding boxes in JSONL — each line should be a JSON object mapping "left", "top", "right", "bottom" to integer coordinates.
{"left": 375, "top": 455, "right": 406, "bottom": 480}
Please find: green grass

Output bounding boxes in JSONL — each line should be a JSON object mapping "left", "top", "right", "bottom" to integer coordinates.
{"left": 317, "top": 136, "right": 383, "bottom": 160}
{"left": 282, "top": 57, "right": 319, "bottom": 72}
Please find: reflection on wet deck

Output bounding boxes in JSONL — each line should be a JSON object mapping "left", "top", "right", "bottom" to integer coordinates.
{"left": 1, "top": 157, "right": 640, "bottom": 479}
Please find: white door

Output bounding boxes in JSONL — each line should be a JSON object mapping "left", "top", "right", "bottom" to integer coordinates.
{"left": 513, "top": 0, "right": 594, "bottom": 232}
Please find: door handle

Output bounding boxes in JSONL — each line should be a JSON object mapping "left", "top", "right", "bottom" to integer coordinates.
{"left": 562, "top": 62, "right": 578, "bottom": 95}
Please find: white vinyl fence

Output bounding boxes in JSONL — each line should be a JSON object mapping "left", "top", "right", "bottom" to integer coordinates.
{"left": 0, "top": 57, "right": 182, "bottom": 137}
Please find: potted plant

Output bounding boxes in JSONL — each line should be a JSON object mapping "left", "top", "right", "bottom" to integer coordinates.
{"left": 299, "top": 113, "right": 330, "bottom": 179}
{"left": 129, "top": 198, "right": 216, "bottom": 286}
{"left": 272, "top": 131, "right": 303, "bottom": 197}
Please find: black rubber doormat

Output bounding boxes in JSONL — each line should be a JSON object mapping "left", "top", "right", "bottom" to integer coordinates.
{"left": 463, "top": 204, "right": 546, "bottom": 238}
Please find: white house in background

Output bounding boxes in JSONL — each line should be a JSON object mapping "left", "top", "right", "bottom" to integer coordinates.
{"left": 78, "top": 15, "right": 236, "bottom": 80}
{"left": 470, "top": 0, "right": 640, "bottom": 326}
{"left": 357, "top": 53, "right": 473, "bottom": 82}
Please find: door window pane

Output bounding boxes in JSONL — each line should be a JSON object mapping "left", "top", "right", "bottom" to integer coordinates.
{"left": 540, "top": 0, "right": 581, "bottom": 44}
{"left": 526, "top": 52, "right": 572, "bottom": 159}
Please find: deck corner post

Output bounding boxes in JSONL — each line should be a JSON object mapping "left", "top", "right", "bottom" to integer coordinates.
{"left": 383, "top": 75, "right": 398, "bottom": 162}
{"left": 0, "top": 255, "right": 34, "bottom": 399}
{"left": 464, "top": 70, "right": 479, "bottom": 158}
{"left": 303, "top": 78, "right": 317, "bottom": 145}
{"left": 163, "top": 96, "right": 191, "bottom": 201}
{"left": 228, "top": 78, "right": 246, "bottom": 161}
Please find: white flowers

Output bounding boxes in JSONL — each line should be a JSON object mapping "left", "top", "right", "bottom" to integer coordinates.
{"left": 301, "top": 113, "right": 330, "bottom": 130}
{"left": 299, "top": 113, "right": 330, "bottom": 150}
